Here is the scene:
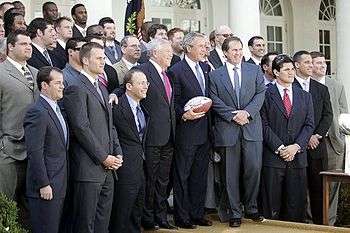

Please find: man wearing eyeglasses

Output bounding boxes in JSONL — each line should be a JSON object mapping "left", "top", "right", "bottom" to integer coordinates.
{"left": 247, "top": 36, "right": 267, "bottom": 65}
{"left": 208, "top": 25, "right": 233, "bottom": 69}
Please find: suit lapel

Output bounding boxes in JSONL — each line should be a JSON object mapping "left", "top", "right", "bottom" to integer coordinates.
{"left": 240, "top": 63, "right": 250, "bottom": 104}
{"left": 120, "top": 95, "right": 140, "bottom": 142}
{"left": 39, "top": 97, "right": 66, "bottom": 145}
{"left": 199, "top": 62, "right": 210, "bottom": 96}
{"left": 270, "top": 84, "right": 288, "bottom": 118}
{"left": 218, "top": 65, "right": 238, "bottom": 107}
{"left": 4, "top": 59, "right": 34, "bottom": 91}
{"left": 32, "top": 46, "right": 50, "bottom": 66}
{"left": 183, "top": 60, "right": 203, "bottom": 95}
{"left": 147, "top": 62, "right": 169, "bottom": 104}
{"left": 78, "top": 74, "right": 106, "bottom": 109}
{"left": 290, "top": 87, "right": 302, "bottom": 119}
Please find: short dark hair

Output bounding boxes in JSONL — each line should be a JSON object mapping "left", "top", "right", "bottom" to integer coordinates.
{"left": 37, "top": 66, "right": 62, "bottom": 91}
{"left": 292, "top": 50, "right": 310, "bottom": 62}
{"left": 79, "top": 42, "right": 104, "bottom": 64}
{"left": 3, "top": 10, "right": 22, "bottom": 36}
{"left": 272, "top": 54, "right": 295, "bottom": 78}
{"left": 27, "top": 17, "right": 52, "bottom": 39}
{"left": 147, "top": 23, "right": 168, "bottom": 40}
{"left": 65, "top": 37, "right": 86, "bottom": 57}
{"left": 98, "top": 17, "right": 114, "bottom": 28}
{"left": 86, "top": 24, "right": 103, "bottom": 37}
{"left": 124, "top": 68, "right": 145, "bottom": 85}
{"left": 42, "top": 1, "right": 56, "bottom": 13}
{"left": 248, "top": 36, "right": 264, "bottom": 47}
{"left": 71, "top": 3, "right": 84, "bottom": 16}
{"left": 260, "top": 51, "right": 279, "bottom": 72}
{"left": 120, "top": 35, "right": 137, "bottom": 47}
{"left": 222, "top": 36, "right": 243, "bottom": 52}
{"left": 6, "top": 29, "right": 29, "bottom": 53}
{"left": 54, "top": 16, "right": 72, "bottom": 29}
{"left": 167, "top": 27, "right": 183, "bottom": 40}
{"left": 310, "top": 51, "right": 325, "bottom": 59}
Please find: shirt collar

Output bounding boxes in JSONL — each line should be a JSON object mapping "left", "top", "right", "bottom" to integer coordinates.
{"left": 81, "top": 70, "right": 97, "bottom": 85}
{"left": 295, "top": 75, "right": 311, "bottom": 86}
{"left": 122, "top": 57, "right": 138, "bottom": 70}
{"left": 226, "top": 61, "right": 241, "bottom": 70}
{"left": 276, "top": 81, "right": 292, "bottom": 95}
{"left": 32, "top": 42, "right": 47, "bottom": 54}
{"left": 126, "top": 93, "right": 139, "bottom": 111}
{"left": 6, "top": 57, "right": 26, "bottom": 75}
{"left": 74, "top": 24, "right": 86, "bottom": 36}
{"left": 215, "top": 47, "right": 226, "bottom": 62}
{"left": 264, "top": 75, "right": 275, "bottom": 85}
{"left": 40, "top": 93, "right": 58, "bottom": 111}
{"left": 313, "top": 76, "right": 326, "bottom": 85}
{"left": 149, "top": 59, "right": 164, "bottom": 73}
{"left": 250, "top": 56, "right": 261, "bottom": 65}
{"left": 57, "top": 39, "right": 66, "bottom": 49}
{"left": 185, "top": 55, "right": 198, "bottom": 70}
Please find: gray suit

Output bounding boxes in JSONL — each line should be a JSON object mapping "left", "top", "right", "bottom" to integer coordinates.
{"left": 209, "top": 62, "right": 265, "bottom": 220}
{"left": 112, "top": 59, "right": 129, "bottom": 85}
{"left": 0, "top": 58, "right": 38, "bottom": 228}
{"left": 324, "top": 76, "right": 348, "bottom": 225}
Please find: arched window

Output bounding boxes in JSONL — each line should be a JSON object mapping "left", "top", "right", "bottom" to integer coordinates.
{"left": 150, "top": 0, "right": 200, "bottom": 9}
{"left": 319, "top": 0, "right": 336, "bottom": 21}
{"left": 260, "top": 0, "right": 282, "bottom": 17}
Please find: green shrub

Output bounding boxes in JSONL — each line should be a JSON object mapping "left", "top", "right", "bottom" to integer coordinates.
{"left": 0, "top": 193, "right": 27, "bottom": 233}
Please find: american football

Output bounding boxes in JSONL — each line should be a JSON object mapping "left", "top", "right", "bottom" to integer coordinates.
{"left": 184, "top": 96, "right": 212, "bottom": 113}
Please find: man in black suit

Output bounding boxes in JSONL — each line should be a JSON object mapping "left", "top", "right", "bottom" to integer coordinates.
{"left": 71, "top": 4, "right": 87, "bottom": 38}
{"left": 208, "top": 25, "right": 233, "bottom": 69}
{"left": 246, "top": 36, "right": 266, "bottom": 65}
{"left": 293, "top": 50, "right": 333, "bottom": 224}
{"left": 260, "top": 52, "right": 278, "bottom": 86}
{"left": 260, "top": 54, "right": 314, "bottom": 222}
{"left": 27, "top": 18, "right": 56, "bottom": 69}
{"left": 99, "top": 17, "right": 122, "bottom": 65}
{"left": 135, "top": 39, "right": 177, "bottom": 230}
{"left": 110, "top": 69, "right": 149, "bottom": 233}
{"left": 168, "top": 32, "right": 212, "bottom": 229}
{"left": 24, "top": 67, "right": 68, "bottom": 233}
{"left": 50, "top": 17, "right": 73, "bottom": 69}
{"left": 209, "top": 36, "right": 266, "bottom": 227}
{"left": 63, "top": 42, "right": 123, "bottom": 233}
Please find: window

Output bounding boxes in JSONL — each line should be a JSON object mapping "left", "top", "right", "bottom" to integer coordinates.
{"left": 150, "top": 0, "right": 200, "bottom": 9}
{"left": 260, "top": 0, "right": 282, "bottom": 16}
{"left": 151, "top": 18, "right": 172, "bottom": 29}
{"left": 319, "top": 30, "right": 332, "bottom": 75}
{"left": 267, "top": 26, "right": 283, "bottom": 53}
{"left": 319, "top": 0, "right": 336, "bottom": 21}
{"left": 181, "top": 20, "right": 200, "bottom": 32}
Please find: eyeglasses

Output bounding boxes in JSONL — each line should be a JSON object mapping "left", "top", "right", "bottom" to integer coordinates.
{"left": 217, "top": 33, "right": 233, "bottom": 38}
{"left": 131, "top": 81, "right": 150, "bottom": 86}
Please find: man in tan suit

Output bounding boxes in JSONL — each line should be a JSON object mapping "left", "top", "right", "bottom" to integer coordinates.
{"left": 0, "top": 30, "right": 38, "bottom": 228}
{"left": 311, "top": 51, "right": 348, "bottom": 225}
{"left": 113, "top": 35, "right": 141, "bottom": 85}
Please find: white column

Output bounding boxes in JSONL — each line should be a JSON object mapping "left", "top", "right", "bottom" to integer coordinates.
{"left": 228, "top": 0, "right": 260, "bottom": 58}
{"left": 337, "top": 0, "right": 350, "bottom": 109}
{"left": 81, "top": 0, "right": 113, "bottom": 25}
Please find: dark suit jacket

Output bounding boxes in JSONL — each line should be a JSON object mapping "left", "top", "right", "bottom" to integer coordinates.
{"left": 208, "top": 49, "right": 223, "bottom": 69}
{"left": 168, "top": 59, "right": 210, "bottom": 145}
{"left": 209, "top": 62, "right": 266, "bottom": 146}
{"left": 246, "top": 58, "right": 257, "bottom": 65}
{"left": 105, "top": 64, "right": 119, "bottom": 94}
{"left": 135, "top": 61, "right": 176, "bottom": 146}
{"left": 24, "top": 97, "right": 68, "bottom": 199}
{"left": 105, "top": 40, "right": 122, "bottom": 65}
{"left": 170, "top": 54, "right": 181, "bottom": 67}
{"left": 112, "top": 94, "right": 149, "bottom": 184}
{"left": 27, "top": 45, "right": 52, "bottom": 69}
{"left": 72, "top": 25, "right": 84, "bottom": 38}
{"left": 63, "top": 73, "right": 123, "bottom": 182}
{"left": 294, "top": 79, "right": 333, "bottom": 159}
{"left": 49, "top": 43, "right": 67, "bottom": 69}
{"left": 260, "top": 85, "right": 315, "bottom": 168}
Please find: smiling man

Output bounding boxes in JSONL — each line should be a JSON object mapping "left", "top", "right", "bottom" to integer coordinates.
{"left": 247, "top": 36, "right": 266, "bottom": 65}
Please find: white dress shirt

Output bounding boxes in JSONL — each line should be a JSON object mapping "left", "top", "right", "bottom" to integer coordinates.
{"left": 57, "top": 39, "right": 66, "bottom": 49}
{"left": 295, "top": 75, "right": 311, "bottom": 92}
{"left": 74, "top": 24, "right": 86, "bottom": 37}
{"left": 122, "top": 58, "right": 138, "bottom": 70}
{"left": 185, "top": 55, "right": 205, "bottom": 88}
{"left": 7, "top": 57, "right": 26, "bottom": 75}
{"left": 126, "top": 93, "right": 141, "bottom": 131}
{"left": 215, "top": 47, "right": 226, "bottom": 65}
{"left": 276, "top": 81, "right": 293, "bottom": 105}
{"left": 225, "top": 61, "right": 242, "bottom": 89}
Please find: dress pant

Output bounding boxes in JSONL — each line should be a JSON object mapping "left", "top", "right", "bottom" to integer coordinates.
{"left": 261, "top": 166, "right": 307, "bottom": 222}
{"left": 28, "top": 197, "right": 64, "bottom": 233}
{"left": 325, "top": 137, "right": 344, "bottom": 225}
{"left": 173, "top": 141, "right": 210, "bottom": 223}
{"left": 307, "top": 141, "right": 328, "bottom": 225}
{"left": 0, "top": 160, "right": 29, "bottom": 229}
{"left": 110, "top": 178, "right": 145, "bottom": 233}
{"left": 72, "top": 171, "right": 114, "bottom": 233}
{"left": 143, "top": 141, "right": 173, "bottom": 225}
{"left": 217, "top": 137, "right": 262, "bottom": 221}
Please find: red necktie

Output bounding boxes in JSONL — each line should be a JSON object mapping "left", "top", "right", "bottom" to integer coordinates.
{"left": 98, "top": 74, "right": 108, "bottom": 88}
{"left": 161, "top": 71, "right": 172, "bottom": 103}
{"left": 283, "top": 88, "right": 292, "bottom": 118}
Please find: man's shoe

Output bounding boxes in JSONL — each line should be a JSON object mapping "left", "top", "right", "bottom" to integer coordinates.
{"left": 175, "top": 220, "right": 197, "bottom": 229}
{"left": 142, "top": 223, "right": 160, "bottom": 231}
{"left": 229, "top": 218, "right": 241, "bottom": 227}
{"left": 245, "top": 213, "right": 265, "bottom": 222}
{"left": 192, "top": 218, "right": 213, "bottom": 226}
{"left": 158, "top": 221, "right": 178, "bottom": 229}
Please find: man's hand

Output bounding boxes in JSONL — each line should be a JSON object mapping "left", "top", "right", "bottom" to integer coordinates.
{"left": 108, "top": 93, "right": 118, "bottom": 105}
{"left": 103, "top": 155, "right": 119, "bottom": 169}
{"left": 232, "top": 110, "right": 250, "bottom": 125}
{"left": 182, "top": 108, "right": 205, "bottom": 121}
{"left": 40, "top": 185, "right": 53, "bottom": 200}
{"left": 279, "top": 144, "right": 300, "bottom": 161}
{"left": 308, "top": 134, "right": 321, "bottom": 150}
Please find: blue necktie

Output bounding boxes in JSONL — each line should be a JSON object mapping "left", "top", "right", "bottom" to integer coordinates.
{"left": 195, "top": 63, "right": 205, "bottom": 95}
{"left": 136, "top": 105, "right": 146, "bottom": 140}
{"left": 56, "top": 105, "right": 67, "bottom": 143}
{"left": 233, "top": 66, "right": 240, "bottom": 108}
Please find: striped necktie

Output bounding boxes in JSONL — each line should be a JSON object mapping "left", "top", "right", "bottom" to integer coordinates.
{"left": 22, "top": 66, "right": 34, "bottom": 90}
